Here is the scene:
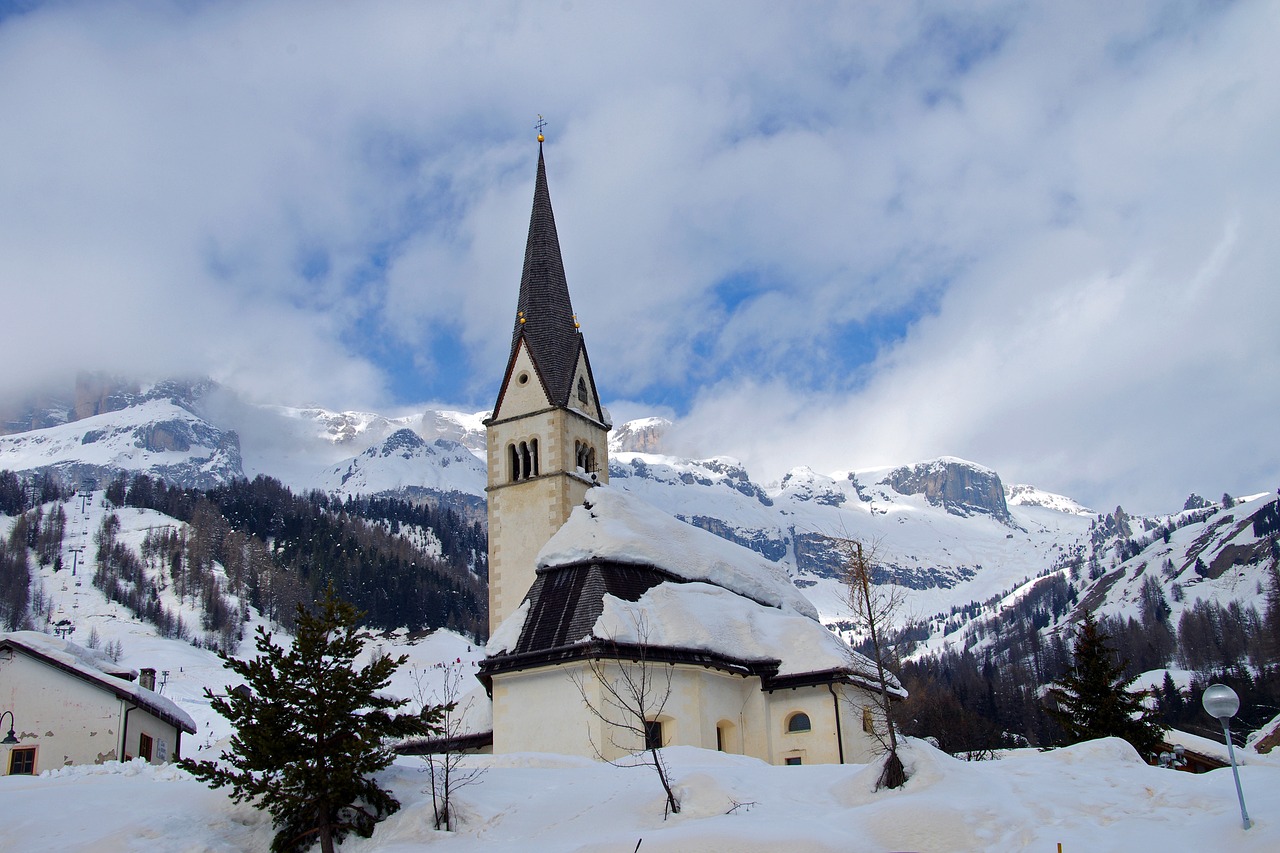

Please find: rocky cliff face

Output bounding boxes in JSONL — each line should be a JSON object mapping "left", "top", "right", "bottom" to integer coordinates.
{"left": 1, "top": 374, "right": 218, "bottom": 436}
{"left": 882, "top": 457, "right": 1011, "bottom": 523}
{"left": 609, "top": 418, "right": 670, "bottom": 454}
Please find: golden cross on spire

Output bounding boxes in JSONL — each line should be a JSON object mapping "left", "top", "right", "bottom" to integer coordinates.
{"left": 536, "top": 114, "right": 547, "bottom": 143}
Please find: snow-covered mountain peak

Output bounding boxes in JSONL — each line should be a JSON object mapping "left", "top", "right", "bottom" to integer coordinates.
{"left": 272, "top": 405, "right": 418, "bottom": 446}
{"left": 0, "top": 397, "right": 242, "bottom": 489}
{"left": 1006, "top": 483, "right": 1094, "bottom": 515}
{"left": 419, "top": 409, "right": 487, "bottom": 452}
{"left": 856, "top": 457, "right": 1012, "bottom": 523}
{"left": 319, "top": 429, "right": 486, "bottom": 499}
{"left": 609, "top": 417, "right": 671, "bottom": 453}
{"left": 775, "top": 467, "right": 849, "bottom": 507}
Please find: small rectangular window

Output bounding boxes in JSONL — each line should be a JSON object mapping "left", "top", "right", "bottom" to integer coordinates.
{"left": 8, "top": 747, "right": 36, "bottom": 775}
{"left": 139, "top": 733, "right": 154, "bottom": 763}
{"left": 862, "top": 706, "right": 875, "bottom": 734}
{"left": 785, "top": 756, "right": 802, "bottom": 766}
{"left": 644, "top": 720, "right": 663, "bottom": 751}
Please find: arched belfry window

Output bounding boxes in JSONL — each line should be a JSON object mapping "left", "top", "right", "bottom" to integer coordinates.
{"left": 577, "top": 376, "right": 589, "bottom": 406}
{"left": 575, "top": 441, "right": 597, "bottom": 474}
{"left": 509, "top": 439, "right": 540, "bottom": 482}
{"left": 787, "top": 712, "right": 812, "bottom": 733}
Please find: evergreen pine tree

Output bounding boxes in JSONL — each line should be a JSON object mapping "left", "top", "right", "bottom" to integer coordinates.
{"left": 180, "top": 588, "right": 445, "bottom": 853}
{"left": 1045, "top": 611, "right": 1164, "bottom": 758}
{"left": 1263, "top": 548, "right": 1280, "bottom": 665}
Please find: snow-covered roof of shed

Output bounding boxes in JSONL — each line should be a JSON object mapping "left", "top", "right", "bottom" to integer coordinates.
{"left": 1, "top": 631, "right": 196, "bottom": 734}
{"left": 1162, "top": 727, "right": 1236, "bottom": 764}
{"left": 3, "top": 630, "right": 137, "bottom": 680}
{"left": 537, "top": 485, "right": 818, "bottom": 619}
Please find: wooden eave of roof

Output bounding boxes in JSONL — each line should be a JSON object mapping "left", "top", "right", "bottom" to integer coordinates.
{"left": 484, "top": 396, "right": 610, "bottom": 432}
{"left": 477, "top": 637, "right": 782, "bottom": 688}
{"left": 0, "top": 638, "right": 196, "bottom": 734}
{"left": 763, "top": 667, "right": 903, "bottom": 698}
{"left": 1154, "top": 737, "right": 1230, "bottom": 771}
{"left": 396, "top": 730, "right": 494, "bottom": 756}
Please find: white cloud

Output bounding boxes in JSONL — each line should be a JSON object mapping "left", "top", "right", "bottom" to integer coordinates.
{"left": 0, "top": 1, "right": 1277, "bottom": 512}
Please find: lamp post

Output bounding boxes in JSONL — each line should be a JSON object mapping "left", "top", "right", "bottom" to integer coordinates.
{"left": 1, "top": 710, "right": 17, "bottom": 745}
{"left": 1202, "top": 683, "right": 1251, "bottom": 830}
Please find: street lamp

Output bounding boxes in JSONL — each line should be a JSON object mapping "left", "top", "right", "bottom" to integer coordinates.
{"left": 1202, "top": 683, "right": 1251, "bottom": 830}
{"left": 1, "top": 710, "right": 17, "bottom": 745}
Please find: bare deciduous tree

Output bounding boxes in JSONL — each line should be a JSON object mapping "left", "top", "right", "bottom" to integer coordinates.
{"left": 835, "top": 537, "right": 909, "bottom": 789}
{"left": 410, "top": 664, "right": 484, "bottom": 831}
{"left": 569, "top": 617, "right": 681, "bottom": 817}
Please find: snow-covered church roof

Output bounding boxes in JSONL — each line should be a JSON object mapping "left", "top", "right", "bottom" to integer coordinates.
{"left": 537, "top": 485, "right": 818, "bottom": 619}
{"left": 485, "top": 486, "right": 901, "bottom": 693}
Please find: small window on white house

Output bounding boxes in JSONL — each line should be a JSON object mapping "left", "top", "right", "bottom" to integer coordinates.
{"left": 8, "top": 747, "right": 36, "bottom": 775}
{"left": 785, "top": 756, "right": 803, "bottom": 766}
{"left": 139, "top": 733, "right": 153, "bottom": 763}
{"left": 644, "top": 720, "right": 664, "bottom": 750}
{"left": 787, "top": 712, "right": 811, "bottom": 733}
{"left": 862, "top": 706, "right": 875, "bottom": 734}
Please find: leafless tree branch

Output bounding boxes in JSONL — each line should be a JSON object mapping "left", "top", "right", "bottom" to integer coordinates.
{"left": 569, "top": 616, "right": 681, "bottom": 816}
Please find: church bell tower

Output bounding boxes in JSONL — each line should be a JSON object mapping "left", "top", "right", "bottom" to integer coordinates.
{"left": 485, "top": 137, "right": 610, "bottom": 635}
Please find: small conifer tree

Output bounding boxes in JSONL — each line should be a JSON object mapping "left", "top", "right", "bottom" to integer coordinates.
{"left": 180, "top": 588, "right": 444, "bottom": 853}
{"left": 1045, "top": 612, "right": 1163, "bottom": 758}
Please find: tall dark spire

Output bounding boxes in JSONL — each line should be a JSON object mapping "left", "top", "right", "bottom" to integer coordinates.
{"left": 509, "top": 146, "right": 583, "bottom": 408}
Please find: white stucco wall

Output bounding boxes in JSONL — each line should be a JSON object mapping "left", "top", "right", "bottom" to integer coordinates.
{"left": 490, "top": 658, "right": 884, "bottom": 766}
{"left": 763, "top": 683, "right": 887, "bottom": 765}
{"left": 0, "top": 650, "right": 184, "bottom": 773}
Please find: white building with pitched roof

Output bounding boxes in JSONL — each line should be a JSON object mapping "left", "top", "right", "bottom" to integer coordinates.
{"left": 0, "top": 631, "right": 195, "bottom": 775}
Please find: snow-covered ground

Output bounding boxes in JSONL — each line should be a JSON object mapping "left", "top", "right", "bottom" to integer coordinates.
{"left": 2, "top": 738, "right": 1277, "bottom": 852}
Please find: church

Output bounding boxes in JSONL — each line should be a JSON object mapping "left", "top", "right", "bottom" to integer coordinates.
{"left": 472, "top": 137, "right": 902, "bottom": 766}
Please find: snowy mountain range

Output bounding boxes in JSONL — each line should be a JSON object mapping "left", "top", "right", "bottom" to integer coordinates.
{"left": 1, "top": 375, "right": 1275, "bottom": 654}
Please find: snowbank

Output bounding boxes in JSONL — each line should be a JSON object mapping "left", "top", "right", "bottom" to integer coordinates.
{"left": 2, "top": 738, "right": 1277, "bottom": 852}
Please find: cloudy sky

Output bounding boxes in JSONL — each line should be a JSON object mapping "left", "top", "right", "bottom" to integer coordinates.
{"left": 1, "top": 0, "right": 1277, "bottom": 514}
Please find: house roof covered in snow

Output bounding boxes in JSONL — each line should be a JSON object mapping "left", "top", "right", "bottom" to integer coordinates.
{"left": 1, "top": 631, "right": 196, "bottom": 734}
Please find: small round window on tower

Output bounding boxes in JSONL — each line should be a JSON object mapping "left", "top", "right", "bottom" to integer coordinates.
{"left": 517, "top": 372, "right": 529, "bottom": 385}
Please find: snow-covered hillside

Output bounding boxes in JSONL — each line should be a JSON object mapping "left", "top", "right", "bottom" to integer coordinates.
{"left": 1, "top": 490, "right": 487, "bottom": 753}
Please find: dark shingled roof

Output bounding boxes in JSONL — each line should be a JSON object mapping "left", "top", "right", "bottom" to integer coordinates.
{"left": 507, "top": 145, "right": 585, "bottom": 409}
{"left": 511, "top": 560, "right": 675, "bottom": 655}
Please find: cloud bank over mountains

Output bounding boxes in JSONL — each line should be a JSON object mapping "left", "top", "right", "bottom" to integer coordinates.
{"left": 1, "top": 1, "right": 1276, "bottom": 513}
